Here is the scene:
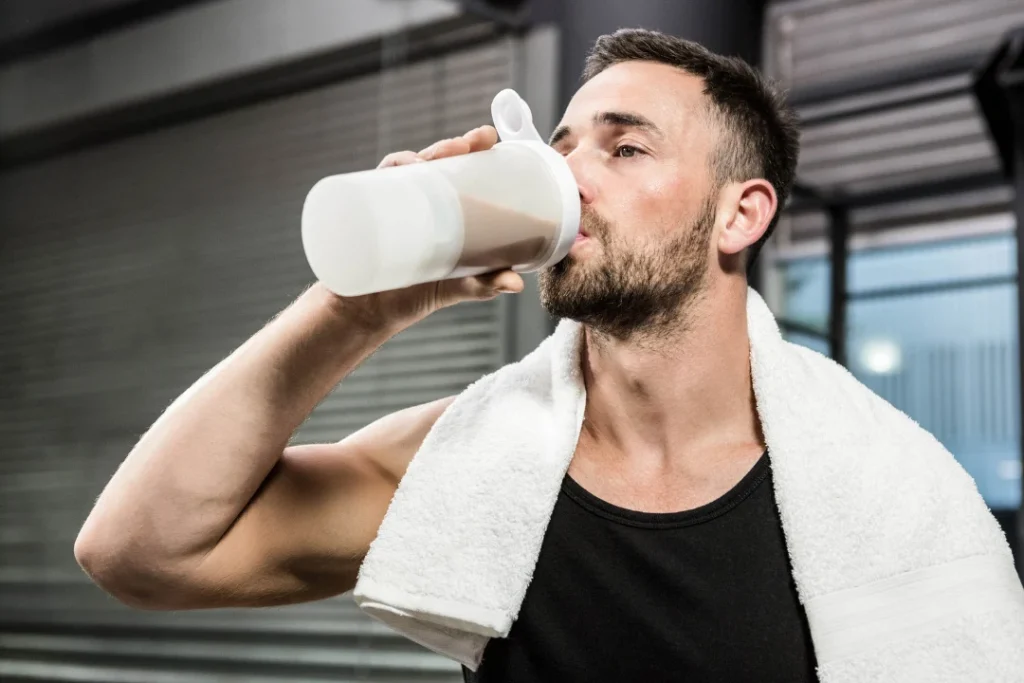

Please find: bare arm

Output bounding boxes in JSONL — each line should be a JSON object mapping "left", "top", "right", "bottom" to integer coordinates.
{"left": 74, "top": 122, "right": 521, "bottom": 611}
{"left": 74, "top": 282, "right": 451, "bottom": 608}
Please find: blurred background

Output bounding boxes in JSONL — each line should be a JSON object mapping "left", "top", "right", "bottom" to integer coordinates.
{"left": 1, "top": 0, "right": 1023, "bottom": 680}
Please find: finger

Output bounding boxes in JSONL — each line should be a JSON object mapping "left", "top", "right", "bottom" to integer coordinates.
{"left": 462, "top": 125, "right": 499, "bottom": 153}
{"left": 417, "top": 139, "right": 444, "bottom": 157}
{"left": 437, "top": 275, "right": 500, "bottom": 304}
{"left": 473, "top": 269, "right": 525, "bottom": 294}
{"left": 419, "top": 137, "right": 471, "bottom": 161}
{"left": 378, "top": 150, "right": 423, "bottom": 168}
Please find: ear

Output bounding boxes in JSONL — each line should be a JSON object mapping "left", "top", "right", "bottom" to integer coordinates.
{"left": 717, "top": 179, "right": 777, "bottom": 257}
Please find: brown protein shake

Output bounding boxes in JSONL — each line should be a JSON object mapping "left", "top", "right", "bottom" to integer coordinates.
{"left": 456, "top": 195, "right": 558, "bottom": 271}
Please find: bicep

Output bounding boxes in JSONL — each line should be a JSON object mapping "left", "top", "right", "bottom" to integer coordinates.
{"left": 185, "top": 396, "right": 454, "bottom": 608}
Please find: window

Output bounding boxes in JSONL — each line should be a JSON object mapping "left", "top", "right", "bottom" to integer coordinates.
{"left": 778, "top": 256, "right": 830, "bottom": 354}
{"left": 773, "top": 233, "right": 1021, "bottom": 510}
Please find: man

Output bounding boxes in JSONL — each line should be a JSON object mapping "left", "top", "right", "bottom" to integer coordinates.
{"left": 76, "top": 29, "right": 810, "bottom": 681}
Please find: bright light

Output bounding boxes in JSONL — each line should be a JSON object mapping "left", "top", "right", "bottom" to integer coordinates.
{"left": 860, "top": 339, "right": 902, "bottom": 375}
{"left": 997, "top": 460, "right": 1022, "bottom": 482}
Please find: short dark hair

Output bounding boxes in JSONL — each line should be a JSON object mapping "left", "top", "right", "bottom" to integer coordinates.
{"left": 582, "top": 28, "right": 800, "bottom": 270}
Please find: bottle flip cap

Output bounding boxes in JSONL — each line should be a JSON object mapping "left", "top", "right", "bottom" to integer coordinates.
{"left": 491, "top": 89, "right": 545, "bottom": 143}
{"left": 490, "top": 89, "right": 581, "bottom": 270}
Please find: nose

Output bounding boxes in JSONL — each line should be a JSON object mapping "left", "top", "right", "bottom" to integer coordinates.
{"left": 564, "top": 148, "right": 596, "bottom": 206}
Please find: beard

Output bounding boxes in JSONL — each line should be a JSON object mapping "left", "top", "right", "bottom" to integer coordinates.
{"left": 538, "top": 197, "right": 716, "bottom": 342}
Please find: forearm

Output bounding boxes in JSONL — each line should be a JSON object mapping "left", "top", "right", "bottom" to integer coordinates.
{"left": 76, "top": 282, "right": 406, "bottom": 574}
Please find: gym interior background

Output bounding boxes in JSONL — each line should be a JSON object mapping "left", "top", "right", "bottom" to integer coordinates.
{"left": 1, "top": 0, "right": 1022, "bottom": 680}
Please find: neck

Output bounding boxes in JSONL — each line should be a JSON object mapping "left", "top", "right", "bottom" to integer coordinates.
{"left": 578, "top": 276, "right": 763, "bottom": 475}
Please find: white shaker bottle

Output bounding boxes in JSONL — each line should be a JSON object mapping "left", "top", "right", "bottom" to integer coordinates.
{"left": 301, "top": 89, "right": 580, "bottom": 297}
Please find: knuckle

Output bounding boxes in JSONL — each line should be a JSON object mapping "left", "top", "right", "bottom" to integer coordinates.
{"left": 419, "top": 141, "right": 443, "bottom": 159}
{"left": 379, "top": 150, "right": 416, "bottom": 167}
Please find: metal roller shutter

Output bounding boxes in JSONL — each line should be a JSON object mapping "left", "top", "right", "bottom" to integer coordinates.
{"left": 796, "top": 76, "right": 998, "bottom": 196}
{"left": 765, "top": 0, "right": 1024, "bottom": 252}
{"left": 765, "top": 0, "right": 1024, "bottom": 99}
{"left": 0, "top": 33, "right": 521, "bottom": 683}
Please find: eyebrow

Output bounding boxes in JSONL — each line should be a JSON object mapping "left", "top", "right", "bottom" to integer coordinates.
{"left": 548, "top": 111, "right": 664, "bottom": 147}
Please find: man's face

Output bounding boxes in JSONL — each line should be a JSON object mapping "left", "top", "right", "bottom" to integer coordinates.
{"left": 539, "top": 61, "right": 722, "bottom": 340}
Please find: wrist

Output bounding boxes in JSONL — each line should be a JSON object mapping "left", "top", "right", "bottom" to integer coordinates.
{"left": 303, "top": 281, "right": 418, "bottom": 338}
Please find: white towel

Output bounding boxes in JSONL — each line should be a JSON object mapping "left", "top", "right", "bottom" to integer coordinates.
{"left": 353, "top": 288, "right": 1024, "bottom": 681}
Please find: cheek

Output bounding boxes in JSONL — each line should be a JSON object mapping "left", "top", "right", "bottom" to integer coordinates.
{"left": 620, "top": 171, "right": 701, "bottom": 236}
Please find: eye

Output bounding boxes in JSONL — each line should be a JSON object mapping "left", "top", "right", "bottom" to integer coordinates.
{"left": 614, "top": 144, "right": 644, "bottom": 158}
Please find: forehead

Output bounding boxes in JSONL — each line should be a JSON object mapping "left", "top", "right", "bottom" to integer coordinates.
{"left": 561, "top": 61, "right": 711, "bottom": 141}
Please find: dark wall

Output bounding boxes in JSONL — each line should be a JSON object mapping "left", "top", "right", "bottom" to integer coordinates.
{"left": 0, "top": 0, "right": 206, "bottom": 64}
{"left": 532, "top": 0, "right": 766, "bottom": 111}
{"left": 993, "top": 509, "right": 1021, "bottom": 573}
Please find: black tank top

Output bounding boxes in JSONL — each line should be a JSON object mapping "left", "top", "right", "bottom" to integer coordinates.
{"left": 463, "top": 450, "right": 819, "bottom": 682}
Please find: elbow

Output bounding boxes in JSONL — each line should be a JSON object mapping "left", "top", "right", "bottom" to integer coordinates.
{"left": 74, "top": 527, "right": 187, "bottom": 611}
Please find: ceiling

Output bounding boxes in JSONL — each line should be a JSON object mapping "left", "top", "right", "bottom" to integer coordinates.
{"left": 0, "top": 0, "right": 210, "bottom": 63}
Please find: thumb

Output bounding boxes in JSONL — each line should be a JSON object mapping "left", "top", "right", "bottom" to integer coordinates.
{"left": 436, "top": 270, "right": 525, "bottom": 306}
{"left": 472, "top": 270, "right": 525, "bottom": 295}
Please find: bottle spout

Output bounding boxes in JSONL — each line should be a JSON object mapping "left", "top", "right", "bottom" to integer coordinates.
{"left": 491, "top": 89, "right": 545, "bottom": 143}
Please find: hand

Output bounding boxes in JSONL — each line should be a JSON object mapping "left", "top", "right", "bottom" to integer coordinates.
{"left": 329, "top": 125, "right": 526, "bottom": 330}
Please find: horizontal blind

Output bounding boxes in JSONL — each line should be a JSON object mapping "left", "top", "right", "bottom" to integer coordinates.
{"left": 0, "top": 32, "right": 520, "bottom": 683}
